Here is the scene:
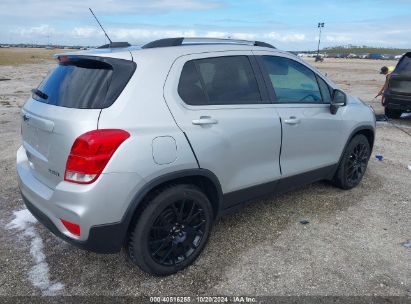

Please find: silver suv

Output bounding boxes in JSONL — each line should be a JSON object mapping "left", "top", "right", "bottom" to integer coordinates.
{"left": 17, "top": 38, "right": 375, "bottom": 275}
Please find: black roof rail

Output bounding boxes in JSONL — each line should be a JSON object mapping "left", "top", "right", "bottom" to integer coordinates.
{"left": 142, "top": 38, "right": 184, "bottom": 49}
{"left": 142, "top": 37, "right": 275, "bottom": 49}
{"left": 254, "top": 41, "right": 275, "bottom": 48}
{"left": 97, "top": 42, "right": 131, "bottom": 49}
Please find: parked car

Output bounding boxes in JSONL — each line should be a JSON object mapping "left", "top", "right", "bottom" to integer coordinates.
{"left": 347, "top": 53, "right": 358, "bottom": 59}
{"left": 367, "top": 53, "right": 384, "bottom": 60}
{"left": 384, "top": 54, "right": 397, "bottom": 60}
{"left": 384, "top": 52, "right": 411, "bottom": 118}
{"left": 17, "top": 38, "right": 376, "bottom": 275}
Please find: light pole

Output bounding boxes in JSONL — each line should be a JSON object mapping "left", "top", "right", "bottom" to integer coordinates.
{"left": 317, "top": 22, "right": 324, "bottom": 58}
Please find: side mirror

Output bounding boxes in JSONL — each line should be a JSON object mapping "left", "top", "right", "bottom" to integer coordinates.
{"left": 330, "top": 89, "right": 347, "bottom": 115}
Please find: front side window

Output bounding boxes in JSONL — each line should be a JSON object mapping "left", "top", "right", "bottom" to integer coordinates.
{"left": 316, "top": 75, "right": 332, "bottom": 103}
{"left": 261, "top": 56, "right": 323, "bottom": 103}
{"left": 178, "top": 56, "right": 262, "bottom": 105}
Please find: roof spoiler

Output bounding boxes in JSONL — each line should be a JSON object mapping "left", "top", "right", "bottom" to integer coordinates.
{"left": 97, "top": 42, "right": 131, "bottom": 49}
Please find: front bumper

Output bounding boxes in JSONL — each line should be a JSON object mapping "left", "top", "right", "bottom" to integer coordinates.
{"left": 384, "top": 93, "right": 411, "bottom": 111}
{"left": 16, "top": 145, "right": 146, "bottom": 253}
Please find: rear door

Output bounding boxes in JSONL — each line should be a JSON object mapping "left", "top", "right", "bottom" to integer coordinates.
{"left": 255, "top": 52, "right": 345, "bottom": 177}
{"left": 164, "top": 51, "right": 282, "bottom": 197}
{"left": 21, "top": 55, "right": 135, "bottom": 189}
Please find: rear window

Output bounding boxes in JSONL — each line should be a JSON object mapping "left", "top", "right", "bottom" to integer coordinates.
{"left": 394, "top": 53, "right": 411, "bottom": 75}
{"left": 33, "top": 56, "right": 136, "bottom": 109}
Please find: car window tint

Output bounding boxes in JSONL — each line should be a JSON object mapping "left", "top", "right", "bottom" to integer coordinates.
{"left": 178, "top": 56, "right": 262, "bottom": 105}
{"left": 178, "top": 61, "right": 207, "bottom": 105}
{"left": 395, "top": 53, "right": 411, "bottom": 75}
{"left": 261, "top": 56, "right": 322, "bottom": 103}
{"left": 316, "top": 76, "right": 332, "bottom": 103}
{"left": 34, "top": 57, "right": 136, "bottom": 109}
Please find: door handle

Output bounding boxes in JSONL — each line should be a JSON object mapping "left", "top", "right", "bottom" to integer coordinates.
{"left": 283, "top": 116, "right": 301, "bottom": 125}
{"left": 192, "top": 116, "right": 218, "bottom": 126}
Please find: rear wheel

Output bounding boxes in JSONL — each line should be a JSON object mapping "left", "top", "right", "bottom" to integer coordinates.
{"left": 385, "top": 107, "right": 402, "bottom": 119}
{"left": 332, "top": 134, "right": 371, "bottom": 190}
{"left": 127, "top": 184, "right": 213, "bottom": 275}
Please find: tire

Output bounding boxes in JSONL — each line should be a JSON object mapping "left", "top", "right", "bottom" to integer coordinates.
{"left": 385, "top": 107, "right": 402, "bottom": 119}
{"left": 127, "top": 184, "right": 213, "bottom": 275}
{"left": 332, "top": 134, "right": 371, "bottom": 190}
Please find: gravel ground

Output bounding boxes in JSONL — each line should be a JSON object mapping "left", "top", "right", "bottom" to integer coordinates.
{"left": 0, "top": 58, "right": 410, "bottom": 297}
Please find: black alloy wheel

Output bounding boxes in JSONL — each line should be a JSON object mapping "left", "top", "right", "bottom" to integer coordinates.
{"left": 127, "top": 184, "right": 213, "bottom": 275}
{"left": 346, "top": 142, "right": 369, "bottom": 185}
{"left": 332, "top": 134, "right": 371, "bottom": 190}
{"left": 149, "top": 199, "right": 206, "bottom": 266}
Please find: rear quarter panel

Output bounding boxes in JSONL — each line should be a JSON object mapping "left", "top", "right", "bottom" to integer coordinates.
{"left": 98, "top": 51, "right": 199, "bottom": 181}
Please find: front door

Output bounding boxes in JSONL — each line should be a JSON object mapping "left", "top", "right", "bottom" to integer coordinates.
{"left": 256, "top": 52, "right": 345, "bottom": 177}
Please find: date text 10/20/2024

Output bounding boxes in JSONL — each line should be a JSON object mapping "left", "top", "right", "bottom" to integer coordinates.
{"left": 150, "top": 296, "right": 257, "bottom": 303}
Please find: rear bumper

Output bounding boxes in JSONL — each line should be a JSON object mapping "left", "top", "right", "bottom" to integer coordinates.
{"left": 384, "top": 93, "right": 411, "bottom": 111}
{"left": 21, "top": 192, "right": 124, "bottom": 253}
{"left": 16, "top": 145, "right": 146, "bottom": 253}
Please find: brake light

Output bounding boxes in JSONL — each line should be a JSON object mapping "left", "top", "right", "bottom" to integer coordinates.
{"left": 60, "top": 219, "right": 80, "bottom": 236}
{"left": 65, "top": 129, "right": 130, "bottom": 184}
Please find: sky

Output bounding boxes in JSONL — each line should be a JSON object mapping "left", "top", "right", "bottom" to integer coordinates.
{"left": 1, "top": 0, "right": 411, "bottom": 51}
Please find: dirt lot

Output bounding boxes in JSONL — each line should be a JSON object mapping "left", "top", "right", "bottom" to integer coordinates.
{"left": 0, "top": 47, "right": 75, "bottom": 66}
{"left": 0, "top": 51, "right": 410, "bottom": 297}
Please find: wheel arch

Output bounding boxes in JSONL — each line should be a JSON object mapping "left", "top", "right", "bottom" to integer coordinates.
{"left": 338, "top": 125, "right": 375, "bottom": 166}
{"left": 122, "top": 169, "right": 223, "bottom": 243}
{"left": 352, "top": 127, "right": 375, "bottom": 151}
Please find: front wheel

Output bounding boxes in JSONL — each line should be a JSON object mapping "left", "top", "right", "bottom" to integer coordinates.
{"left": 127, "top": 184, "right": 213, "bottom": 275}
{"left": 385, "top": 107, "right": 402, "bottom": 119}
{"left": 332, "top": 134, "right": 371, "bottom": 190}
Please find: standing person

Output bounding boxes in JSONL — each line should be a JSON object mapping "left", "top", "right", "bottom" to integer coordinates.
{"left": 376, "top": 66, "right": 395, "bottom": 101}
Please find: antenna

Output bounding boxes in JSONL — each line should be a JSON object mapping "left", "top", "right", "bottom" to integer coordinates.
{"left": 89, "top": 8, "right": 112, "bottom": 45}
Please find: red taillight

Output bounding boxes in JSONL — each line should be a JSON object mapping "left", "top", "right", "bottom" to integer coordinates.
{"left": 64, "top": 129, "right": 130, "bottom": 184}
{"left": 60, "top": 219, "right": 80, "bottom": 236}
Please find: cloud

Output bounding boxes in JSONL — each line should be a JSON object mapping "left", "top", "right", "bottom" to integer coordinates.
{"left": 54, "top": 26, "right": 308, "bottom": 45}
{"left": 325, "top": 35, "right": 352, "bottom": 43}
{"left": 111, "top": 28, "right": 198, "bottom": 40}
{"left": 13, "top": 24, "right": 56, "bottom": 36}
{"left": 266, "top": 32, "right": 307, "bottom": 42}
{"left": 204, "top": 32, "right": 258, "bottom": 40}
{"left": 73, "top": 27, "right": 99, "bottom": 38}
{"left": 0, "top": 0, "right": 222, "bottom": 19}
{"left": 8, "top": 21, "right": 411, "bottom": 50}
{"left": 133, "top": 0, "right": 222, "bottom": 10}
{"left": 2, "top": 0, "right": 411, "bottom": 50}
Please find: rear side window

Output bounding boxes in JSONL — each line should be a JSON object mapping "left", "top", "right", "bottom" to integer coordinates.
{"left": 178, "top": 56, "right": 262, "bottom": 105}
{"left": 178, "top": 61, "right": 208, "bottom": 105}
{"left": 33, "top": 56, "right": 136, "bottom": 109}
{"left": 260, "top": 56, "right": 322, "bottom": 103}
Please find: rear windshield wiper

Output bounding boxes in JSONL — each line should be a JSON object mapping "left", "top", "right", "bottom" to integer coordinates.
{"left": 31, "top": 88, "right": 48, "bottom": 100}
